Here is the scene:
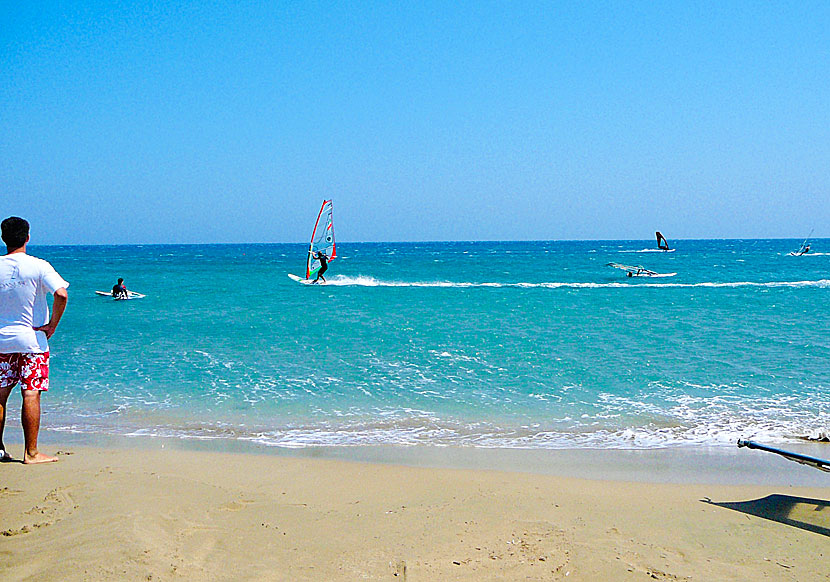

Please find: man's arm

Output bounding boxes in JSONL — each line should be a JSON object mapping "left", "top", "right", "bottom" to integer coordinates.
{"left": 33, "top": 288, "right": 68, "bottom": 339}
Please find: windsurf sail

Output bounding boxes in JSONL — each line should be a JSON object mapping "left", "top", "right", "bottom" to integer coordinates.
{"left": 738, "top": 439, "right": 830, "bottom": 473}
{"left": 792, "top": 229, "right": 814, "bottom": 256}
{"left": 656, "top": 231, "right": 670, "bottom": 250}
{"left": 306, "top": 199, "right": 336, "bottom": 279}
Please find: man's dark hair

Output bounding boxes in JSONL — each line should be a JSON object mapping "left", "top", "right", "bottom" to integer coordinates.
{"left": 1, "top": 216, "right": 29, "bottom": 249}
{"left": 118, "top": 278, "right": 124, "bottom": 284}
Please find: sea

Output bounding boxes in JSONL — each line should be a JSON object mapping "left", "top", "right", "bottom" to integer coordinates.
{"left": 18, "top": 240, "right": 830, "bottom": 452}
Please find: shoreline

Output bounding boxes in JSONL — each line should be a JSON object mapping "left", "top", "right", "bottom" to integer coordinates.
{"left": 1, "top": 442, "right": 828, "bottom": 581}
{"left": 7, "top": 431, "right": 830, "bottom": 487}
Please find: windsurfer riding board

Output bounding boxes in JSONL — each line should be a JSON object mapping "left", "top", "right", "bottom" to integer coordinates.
{"left": 310, "top": 250, "right": 328, "bottom": 283}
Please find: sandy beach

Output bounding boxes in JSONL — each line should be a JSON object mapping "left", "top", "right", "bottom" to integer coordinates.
{"left": 1, "top": 444, "right": 828, "bottom": 581}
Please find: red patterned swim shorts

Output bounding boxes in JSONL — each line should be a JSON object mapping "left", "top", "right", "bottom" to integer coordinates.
{"left": 0, "top": 352, "right": 50, "bottom": 391}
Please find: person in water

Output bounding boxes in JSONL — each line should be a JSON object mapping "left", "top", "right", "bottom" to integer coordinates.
{"left": 111, "top": 278, "right": 128, "bottom": 299}
{"left": 311, "top": 251, "right": 328, "bottom": 283}
{"left": 656, "top": 231, "right": 670, "bottom": 250}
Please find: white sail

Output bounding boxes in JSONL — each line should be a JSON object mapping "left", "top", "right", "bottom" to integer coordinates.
{"left": 306, "top": 200, "right": 336, "bottom": 278}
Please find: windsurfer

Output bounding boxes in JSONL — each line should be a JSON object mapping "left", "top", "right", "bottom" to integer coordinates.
{"left": 656, "top": 231, "right": 670, "bottom": 250}
{"left": 311, "top": 251, "right": 328, "bottom": 283}
{"left": 628, "top": 267, "right": 656, "bottom": 277}
{"left": 798, "top": 245, "right": 810, "bottom": 256}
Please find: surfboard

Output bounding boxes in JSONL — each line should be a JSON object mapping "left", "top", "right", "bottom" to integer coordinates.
{"left": 95, "top": 290, "right": 146, "bottom": 299}
{"left": 288, "top": 274, "right": 317, "bottom": 285}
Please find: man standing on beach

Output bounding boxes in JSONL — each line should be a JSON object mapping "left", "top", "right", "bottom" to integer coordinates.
{"left": 0, "top": 217, "right": 68, "bottom": 464}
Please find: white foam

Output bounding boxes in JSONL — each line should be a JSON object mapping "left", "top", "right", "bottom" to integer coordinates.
{"left": 45, "top": 396, "right": 830, "bottom": 451}
{"left": 315, "top": 275, "right": 830, "bottom": 290}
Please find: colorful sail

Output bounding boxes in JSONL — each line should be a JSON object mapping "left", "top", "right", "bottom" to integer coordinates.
{"left": 306, "top": 199, "right": 336, "bottom": 279}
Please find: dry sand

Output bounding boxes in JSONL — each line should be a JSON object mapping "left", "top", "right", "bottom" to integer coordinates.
{"left": 1, "top": 445, "right": 828, "bottom": 581}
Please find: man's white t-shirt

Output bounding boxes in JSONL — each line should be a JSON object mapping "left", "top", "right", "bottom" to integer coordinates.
{"left": 0, "top": 253, "right": 69, "bottom": 354}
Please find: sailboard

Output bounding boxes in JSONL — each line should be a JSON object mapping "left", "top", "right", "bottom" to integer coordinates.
{"left": 606, "top": 263, "right": 676, "bottom": 278}
{"left": 289, "top": 199, "right": 336, "bottom": 283}
{"left": 788, "top": 229, "right": 814, "bottom": 256}
{"left": 738, "top": 439, "right": 830, "bottom": 473}
{"left": 655, "top": 231, "right": 671, "bottom": 251}
{"left": 287, "top": 273, "right": 315, "bottom": 285}
{"left": 95, "top": 290, "right": 145, "bottom": 300}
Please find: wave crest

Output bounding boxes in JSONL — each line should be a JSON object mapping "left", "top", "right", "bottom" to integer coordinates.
{"left": 315, "top": 276, "right": 830, "bottom": 289}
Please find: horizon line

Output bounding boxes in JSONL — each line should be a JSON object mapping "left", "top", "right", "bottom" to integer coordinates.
{"left": 26, "top": 237, "right": 823, "bottom": 247}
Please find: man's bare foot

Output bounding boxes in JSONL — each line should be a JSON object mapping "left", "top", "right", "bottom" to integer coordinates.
{"left": 23, "top": 452, "right": 58, "bottom": 464}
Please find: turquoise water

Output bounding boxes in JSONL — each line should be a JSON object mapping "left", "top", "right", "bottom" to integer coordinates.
{"left": 22, "top": 240, "right": 830, "bottom": 450}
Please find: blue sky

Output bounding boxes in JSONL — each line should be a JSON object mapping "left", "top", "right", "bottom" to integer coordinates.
{"left": 2, "top": 1, "right": 829, "bottom": 244}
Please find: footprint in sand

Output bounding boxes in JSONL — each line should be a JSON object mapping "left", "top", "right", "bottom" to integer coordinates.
{"left": 392, "top": 559, "right": 407, "bottom": 579}
{"left": 218, "top": 499, "right": 253, "bottom": 512}
{"left": 3, "top": 487, "right": 76, "bottom": 536}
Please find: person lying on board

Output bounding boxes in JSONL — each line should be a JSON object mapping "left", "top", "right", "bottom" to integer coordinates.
{"left": 310, "top": 251, "right": 328, "bottom": 283}
{"left": 111, "top": 278, "right": 128, "bottom": 299}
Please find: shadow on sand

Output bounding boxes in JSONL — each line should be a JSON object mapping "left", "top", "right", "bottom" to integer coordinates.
{"left": 704, "top": 494, "right": 830, "bottom": 537}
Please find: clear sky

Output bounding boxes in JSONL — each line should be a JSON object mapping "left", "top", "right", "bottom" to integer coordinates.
{"left": 2, "top": 1, "right": 829, "bottom": 244}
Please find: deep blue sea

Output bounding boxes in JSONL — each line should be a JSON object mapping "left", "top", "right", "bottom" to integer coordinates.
{"left": 22, "top": 240, "right": 830, "bottom": 450}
